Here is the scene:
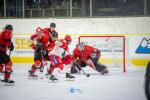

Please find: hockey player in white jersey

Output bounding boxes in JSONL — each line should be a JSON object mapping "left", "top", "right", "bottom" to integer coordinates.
{"left": 47, "top": 35, "right": 75, "bottom": 82}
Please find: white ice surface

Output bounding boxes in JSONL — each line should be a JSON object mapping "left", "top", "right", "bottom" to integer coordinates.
{"left": 0, "top": 64, "right": 147, "bottom": 100}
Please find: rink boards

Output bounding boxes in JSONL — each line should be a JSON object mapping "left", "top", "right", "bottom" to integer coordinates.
{"left": 10, "top": 34, "right": 150, "bottom": 68}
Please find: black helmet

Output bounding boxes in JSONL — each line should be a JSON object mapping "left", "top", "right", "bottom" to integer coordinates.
{"left": 50, "top": 23, "right": 56, "bottom": 28}
{"left": 5, "top": 24, "right": 13, "bottom": 31}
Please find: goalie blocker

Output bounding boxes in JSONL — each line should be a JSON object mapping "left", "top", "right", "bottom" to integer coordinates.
{"left": 71, "top": 42, "right": 109, "bottom": 75}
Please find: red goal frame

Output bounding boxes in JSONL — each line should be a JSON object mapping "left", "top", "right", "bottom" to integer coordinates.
{"left": 78, "top": 36, "right": 126, "bottom": 72}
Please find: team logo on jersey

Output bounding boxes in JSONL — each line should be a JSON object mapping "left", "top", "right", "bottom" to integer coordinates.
{"left": 135, "top": 37, "right": 150, "bottom": 53}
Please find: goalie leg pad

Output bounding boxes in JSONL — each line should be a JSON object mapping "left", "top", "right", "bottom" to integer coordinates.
{"left": 95, "top": 62, "right": 109, "bottom": 75}
{"left": 86, "top": 59, "right": 96, "bottom": 70}
{"left": 70, "top": 61, "right": 82, "bottom": 74}
{"left": 90, "top": 54, "right": 99, "bottom": 66}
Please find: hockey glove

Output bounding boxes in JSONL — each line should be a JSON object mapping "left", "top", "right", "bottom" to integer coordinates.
{"left": 41, "top": 50, "right": 50, "bottom": 60}
{"left": 9, "top": 43, "right": 14, "bottom": 51}
{"left": 36, "top": 43, "right": 42, "bottom": 51}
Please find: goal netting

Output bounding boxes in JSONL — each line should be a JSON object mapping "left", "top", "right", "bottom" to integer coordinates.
{"left": 79, "top": 36, "right": 126, "bottom": 72}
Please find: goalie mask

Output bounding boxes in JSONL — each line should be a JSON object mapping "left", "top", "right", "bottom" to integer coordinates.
{"left": 78, "top": 42, "right": 86, "bottom": 51}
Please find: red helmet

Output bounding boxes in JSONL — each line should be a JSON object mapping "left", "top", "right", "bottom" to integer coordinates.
{"left": 65, "top": 35, "right": 72, "bottom": 41}
{"left": 36, "top": 27, "right": 42, "bottom": 33}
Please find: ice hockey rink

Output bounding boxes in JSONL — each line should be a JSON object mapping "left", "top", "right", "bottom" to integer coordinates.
{"left": 0, "top": 18, "right": 149, "bottom": 100}
{"left": 1, "top": 0, "right": 150, "bottom": 99}
{"left": 0, "top": 63, "right": 146, "bottom": 100}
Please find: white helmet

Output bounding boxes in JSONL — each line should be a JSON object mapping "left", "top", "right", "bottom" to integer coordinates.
{"left": 78, "top": 42, "right": 86, "bottom": 51}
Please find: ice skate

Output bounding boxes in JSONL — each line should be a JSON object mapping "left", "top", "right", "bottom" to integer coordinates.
{"left": 49, "top": 75, "right": 59, "bottom": 83}
{"left": 100, "top": 68, "right": 109, "bottom": 75}
{"left": 1, "top": 79, "right": 15, "bottom": 86}
{"left": 66, "top": 73, "right": 75, "bottom": 81}
{"left": 28, "top": 70, "right": 38, "bottom": 79}
{"left": 45, "top": 73, "right": 51, "bottom": 78}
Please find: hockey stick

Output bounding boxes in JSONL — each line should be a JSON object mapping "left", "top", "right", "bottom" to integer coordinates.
{"left": 8, "top": 50, "right": 11, "bottom": 57}
{"left": 9, "top": 50, "right": 13, "bottom": 74}
{"left": 73, "top": 61, "right": 90, "bottom": 77}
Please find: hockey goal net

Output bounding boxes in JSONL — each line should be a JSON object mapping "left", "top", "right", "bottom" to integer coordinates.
{"left": 79, "top": 36, "right": 126, "bottom": 72}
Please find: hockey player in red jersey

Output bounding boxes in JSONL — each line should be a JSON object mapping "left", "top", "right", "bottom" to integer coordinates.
{"left": 0, "top": 24, "right": 14, "bottom": 84}
{"left": 38, "top": 22, "right": 57, "bottom": 51}
{"left": 71, "top": 42, "right": 109, "bottom": 75}
{"left": 28, "top": 23, "right": 58, "bottom": 78}
{"left": 47, "top": 35, "right": 75, "bottom": 81}
{"left": 28, "top": 27, "right": 45, "bottom": 78}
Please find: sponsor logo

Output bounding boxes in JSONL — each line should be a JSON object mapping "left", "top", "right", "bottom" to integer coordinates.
{"left": 135, "top": 37, "right": 150, "bottom": 53}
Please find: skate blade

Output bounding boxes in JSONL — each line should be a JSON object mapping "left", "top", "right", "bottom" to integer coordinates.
{"left": 65, "top": 78, "right": 75, "bottom": 81}
{"left": 48, "top": 80, "right": 59, "bottom": 83}
{"left": 101, "top": 72, "right": 110, "bottom": 76}
{"left": 4, "top": 83, "right": 14, "bottom": 86}
{"left": 28, "top": 76, "right": 38, "bottom": 79}
{"left": 40, "top": 77, "right": 44, "bottom": 79}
